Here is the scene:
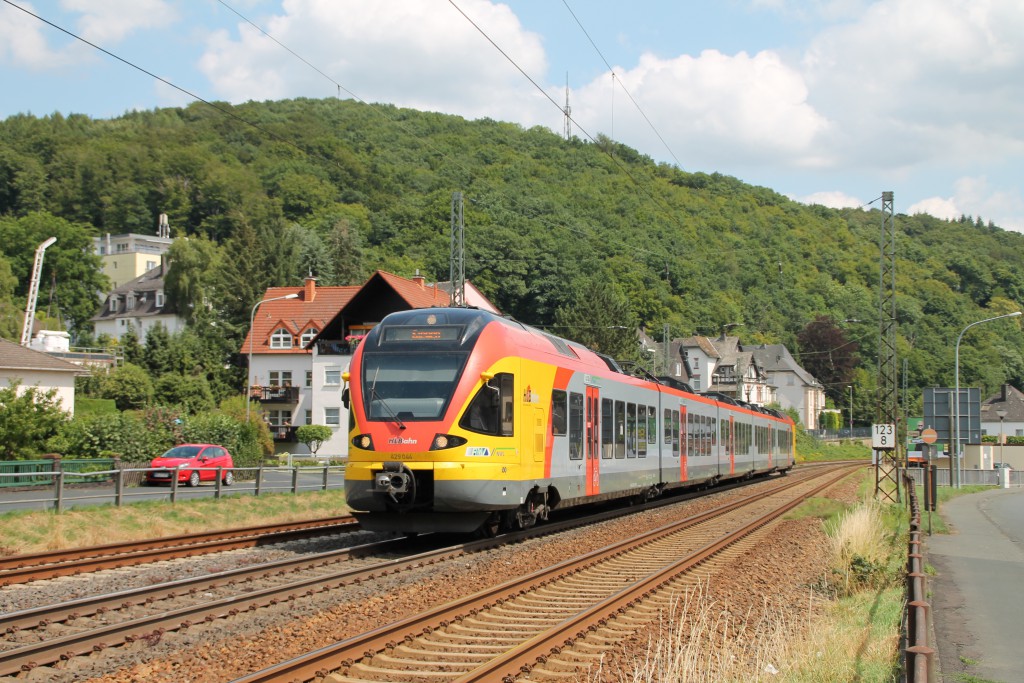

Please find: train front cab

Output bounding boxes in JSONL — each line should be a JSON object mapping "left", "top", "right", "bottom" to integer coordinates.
{"left": 344, "top": 311, "right": 560, "bottom": 535}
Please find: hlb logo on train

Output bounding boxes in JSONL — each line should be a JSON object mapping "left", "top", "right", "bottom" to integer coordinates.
{"left": 388, "top": 436, "right": 418, "bottom": 445}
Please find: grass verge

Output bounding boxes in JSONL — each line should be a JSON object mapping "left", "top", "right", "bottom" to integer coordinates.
{"left": 606, "top": 470, "right": 906, "bottom": 682}
{"left": 0, "top": 490, "right": 349, "bottom": 556}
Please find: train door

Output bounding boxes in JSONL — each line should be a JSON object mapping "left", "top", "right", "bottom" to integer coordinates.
{"left": 679, "top": 405, "right": 688, "bottom": 482}
{"left": 585, "top": 385, "right": 600, "bottom": 495}
{"left": 728, "top": 415, "right": 736, "bottom": 476}
{"left": 767, "top": 424, "right": 774, "bottom": 469}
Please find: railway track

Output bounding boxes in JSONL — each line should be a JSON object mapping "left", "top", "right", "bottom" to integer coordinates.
{"left": 231, "top": 464, "right": 856, "bottom": 683}
{"left": 0, "top": 464, "right": 857, "bottom": 681}
{"left": 0, "top": 516, "right": 359, "bottom": 585}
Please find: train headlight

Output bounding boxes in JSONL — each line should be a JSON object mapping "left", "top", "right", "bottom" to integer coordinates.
{"left": 430, "top": 434, "right": 467, "bottom": 450}
{"left": 351, "top": 434, "right": 374, "bottom": 450}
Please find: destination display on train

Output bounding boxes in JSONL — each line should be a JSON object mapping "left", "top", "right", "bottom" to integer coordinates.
{"left": 384, "top": 325, "right": 462, "bottom": 342}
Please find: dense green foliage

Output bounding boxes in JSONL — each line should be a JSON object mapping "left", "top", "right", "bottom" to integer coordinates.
{"left": 2, "top": 97, "right": 1024, "bottom": 427}
{"left": 0, "top": 382, "right": 68, "bottom": 459}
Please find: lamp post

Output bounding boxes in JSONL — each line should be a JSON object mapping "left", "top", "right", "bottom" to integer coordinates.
{"left": 247, "top": 293, "right": 300, "bottom": 422}
{"left": 954, "top": 311, "right": 1021, "bottom": 487}
{"left": 996, "top": 408, "right": 1007, "bottom": 469}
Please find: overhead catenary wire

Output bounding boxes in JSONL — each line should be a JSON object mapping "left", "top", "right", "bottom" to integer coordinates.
{"left": 559, "top": 0, "right": 684, "bottom": 169}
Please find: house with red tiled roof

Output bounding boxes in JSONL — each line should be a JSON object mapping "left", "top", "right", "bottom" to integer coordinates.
{"left": 242, "top": 270, "right": 498, "bottom": 457}
{"left": 0, "top": 338, "right": 87, "bottom": 416}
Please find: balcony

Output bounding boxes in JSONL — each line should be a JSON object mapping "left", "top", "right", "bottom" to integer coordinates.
{"left": 250, "top": 386, "right": 300, "bottom": 403}
{"left": 272, "top": 426, "right": 298, "bottom": 443}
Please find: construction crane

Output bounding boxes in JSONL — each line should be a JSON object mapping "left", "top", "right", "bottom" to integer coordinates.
{"left": 20, "top": 236, "right": 57, "bottom": 346}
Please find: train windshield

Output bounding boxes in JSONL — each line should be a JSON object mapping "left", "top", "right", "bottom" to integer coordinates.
{"left": 360, "top": 352, "right": 468, "bottom": 421}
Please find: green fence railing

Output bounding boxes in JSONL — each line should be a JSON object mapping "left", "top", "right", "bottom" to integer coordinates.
{"left": 0, "top": 459, "right": 117, "bottom": 487}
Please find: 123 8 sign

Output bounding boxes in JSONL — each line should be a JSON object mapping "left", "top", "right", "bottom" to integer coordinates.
{"left": 872, "top": 423, "right": 896, "bottom": 450}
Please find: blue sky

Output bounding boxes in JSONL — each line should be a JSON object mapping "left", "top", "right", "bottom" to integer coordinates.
{"left": 2, "top": 0, "right": 1023, "bottom": 231}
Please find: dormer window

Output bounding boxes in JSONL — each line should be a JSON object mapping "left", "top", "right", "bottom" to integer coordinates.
{"left": 126, "top": 293, "right": 135, "bottom": 310}
{"left": 300, "top": 327, "right": 319, "bottom": 347}
{"left": 270, "top": 327, "right": 293, "bottom": 349}
{"left": 156, "top": 290, "right": 165, "bottom": 308}
{"left": 109, "top": 296, "right": 119, "bottom": 313}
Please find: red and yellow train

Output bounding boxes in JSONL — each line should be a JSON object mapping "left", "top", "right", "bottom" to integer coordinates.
{"left": 343, "top": 308, "right": 794, "bottom": 535}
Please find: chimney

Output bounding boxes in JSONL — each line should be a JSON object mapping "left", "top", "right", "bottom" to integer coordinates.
{"left": 1002, "top": 384, "right": 1009, "bottom": 402}
{"left": 304, "top": 274, "right": 317, "bottom": 301}
{"left": 412, "top": 269, "right": 425, "bottom": 290}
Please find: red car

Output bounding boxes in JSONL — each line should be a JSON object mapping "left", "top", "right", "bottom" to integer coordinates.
{"left": 146, "top": 444, "right": 235, "bottom": 487}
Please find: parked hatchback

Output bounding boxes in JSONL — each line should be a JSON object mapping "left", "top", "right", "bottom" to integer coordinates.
{"left": 146, "top": 444, "right": 234, "bottom": 487}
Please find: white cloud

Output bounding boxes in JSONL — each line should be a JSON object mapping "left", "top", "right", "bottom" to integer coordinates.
{"left": 0, "top": 2, "right": 75, "bottom": 68}
{"left": 198, "top": 0, "right": 547, "bottom": 120}
{"left": 908, "top": 196, "right": 959, "bottom": 221}
{"left": 62, "top": 0, "right": 178, "bottom": 45}
{"left": 797, "top": 190, "right": 863, "bottom": 209}
{"left": 801, "top": 0, "right": 1024, "bottom": 168}
{"left": 568, "top": 49, "right": 830, "bottom": 169}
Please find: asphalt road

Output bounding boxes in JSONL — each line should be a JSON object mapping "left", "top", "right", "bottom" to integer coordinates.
{"left": 0, "top": 468, "right": 345, "bottom": 514}
{"left": 928, "top": 487, "right": 1024, "bottom": 683}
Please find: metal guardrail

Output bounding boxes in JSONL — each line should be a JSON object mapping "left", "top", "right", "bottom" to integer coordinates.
{"left": 902, "top": 471, "right": 934, "bottom": 683}
{"left": 0, "top": 464, "right": 346, "bottom": 513}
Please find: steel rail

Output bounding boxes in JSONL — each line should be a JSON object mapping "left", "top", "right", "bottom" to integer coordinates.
{"left": 0, "top": 516, "right": 358, "bottom": 585}
{"left": 230, "top": 465, "right": 857, "bottom": 683}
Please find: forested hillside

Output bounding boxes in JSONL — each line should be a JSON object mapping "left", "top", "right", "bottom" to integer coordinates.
{"left": 1, "top": 97, "right": 1022, "bottom": 417}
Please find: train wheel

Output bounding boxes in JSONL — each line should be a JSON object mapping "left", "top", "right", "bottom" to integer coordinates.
{"left": 477, "top": 513, "right": 501, "bottom": 538}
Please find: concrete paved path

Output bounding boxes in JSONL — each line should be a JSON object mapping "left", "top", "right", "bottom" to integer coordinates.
{"left": 927, "top": 487, "right": 1024, "bottom": 682}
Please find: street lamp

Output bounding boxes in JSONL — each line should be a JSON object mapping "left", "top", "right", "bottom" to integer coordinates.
{"left": 996, "top": 408, "right": 1007, "bottom": 469}
{"left": 954, "top": 311, "right": 1022, "bottom": 487}
{"left": 247, "top": 293, "right": 300, "bottom": 421}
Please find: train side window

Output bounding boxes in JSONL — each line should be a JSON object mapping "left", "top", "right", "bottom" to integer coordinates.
{"left": 499, "top": 374, "right": 514, "bottom": 436}
{"left": 460, "top": 372, "right": 514, "bottom": 436}
{"left": 568, "top": 392, "right": 584, "bottom": 460}
{"left": 647, "top": 406, "right": 657, "bottom": 444}
{"left": 614, "top": 400, "right": 626, "bottom": 458}
{"left": 672, "top": 409, "right": 680, "bottom": 458}
{"left": 602, "top": 398, "right": 614, "bottom": 458}
{"left": 552, "top": 389, "right": 568, "bottom": 436}
{"left": 622, "top": 401, "right": 630, "bottom": 458}
{"left": 664, "top": 408, "right": 672, "bottom": 445}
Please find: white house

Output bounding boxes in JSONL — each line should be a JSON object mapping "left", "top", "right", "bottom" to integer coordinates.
{"left": 91, "top": 260, "right": 186, "bottom": 342}
{"left": 0, "top": 337, "right": 86, "bottom": 415}
{"left": 241, "top": 271, "right": 500, "bottom": 458}
{"left": 747, "top": 344, "right": 826, "bottom": 429}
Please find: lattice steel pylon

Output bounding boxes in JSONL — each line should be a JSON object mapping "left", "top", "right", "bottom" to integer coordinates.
{"left": 449, "top": 191, "right": 466, "bottom": 307}
{"left": 876, "top": 191, "right": 900, "bottom": 502}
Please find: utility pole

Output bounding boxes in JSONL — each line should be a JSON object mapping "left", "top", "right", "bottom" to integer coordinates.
{"left": 449, "top": 192, "right": 466, "bottom": 307}
{"left": 876, "top": 191, "right": 900, "bottom": 502}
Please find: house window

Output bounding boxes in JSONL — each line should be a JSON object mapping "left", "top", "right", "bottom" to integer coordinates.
{"left": 267, "top": 410, "right": 292, "bottom": 427}
{"left": 300, "top": 327, "right": 319, "bottom": 347}
{"left": 305, "top": 371, "right": 313, "bottom": 388}
{"left": 270, "top": 327, "right": 292, "bottom": 349}
{"left": 126, "top": 293, "right": 135, "bottom": 310}
{"left": 109, "top": 296, "right": 119, "bottom": 313}
{"left": 269, "top": 371, "right": 292, "bottom": 387}
{"left": 156, "top": 290, "right": 164, "bottom": 308}
{"left": 324, "top": 368, "right": 341, "bottom": 385}
{"left": 325, "top": 407, "right": 340, "bottom": 426}
{"left": 146, "top": 260, "right": 157, "bottom": 270}
{"left": 304, "top": 410, "right": 312, "bottom": 425}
